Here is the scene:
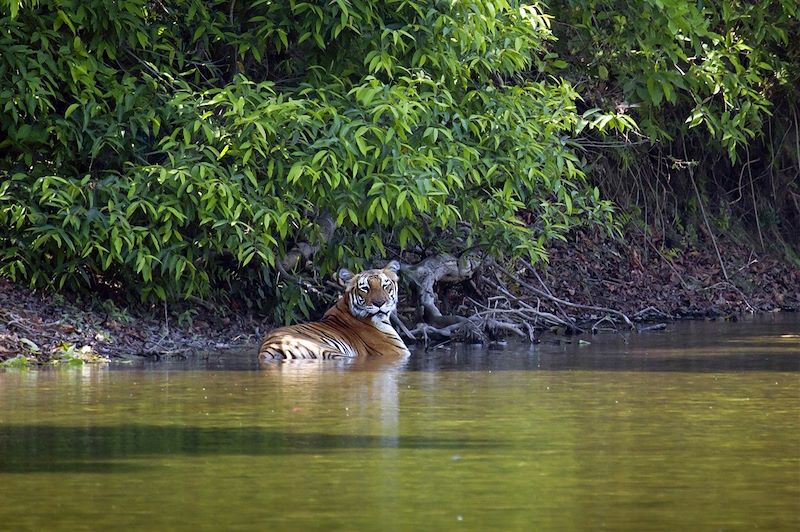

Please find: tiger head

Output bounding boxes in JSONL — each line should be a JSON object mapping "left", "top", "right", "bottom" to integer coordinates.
{"left": 338, "top": 260, "right": 401, "bottom": 321}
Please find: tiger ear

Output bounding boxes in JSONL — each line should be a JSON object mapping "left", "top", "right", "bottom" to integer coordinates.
{"left": 338, "top": 268, "right": 354, "bottom": 286}
{"left": 384, "top": 260, "right": 401, "bottom": 274}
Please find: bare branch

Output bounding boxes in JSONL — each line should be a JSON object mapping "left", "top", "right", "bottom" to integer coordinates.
{"left": 501, "top": 264, "right": 634, "bottom": 329}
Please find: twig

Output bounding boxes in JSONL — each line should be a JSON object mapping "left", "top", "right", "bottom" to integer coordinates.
{"left": 734, "top": 254, "right": 758, "bottom": 275}
{"left": 498, "top": 266, "right": 634, "bottom": 329}
{"left": 591, "top": 316, "right": 618, "bottom": 334}
{"left": 470, "top": 305, "right": 572, "bottom": 327}
{"left": 524, "top": 263, "right": 573, "bottom": 325}
{"left": 480, "top": 278, "right": 582, "bottom": 331}
{"left": 638, "top": 229, "right": 689, "bottom": 290}
{"left": 702, "top": 281, "right": 756, "bottom": 313}
{"left": 3, "top": 311, "right": 39, "bottom": 336}
{"left": 745, "top": 146, "right": 765, "bottom": 251}
{"left": 391, "top": 312, "right": 416, "bottom": 340}
{"left": 633, "top": 306, "right": 671, "bottom": 320}
{"left": 685, "top": 143, "right": 729, "bottom": 281}
{"left": 163, "top": 301, "right": 169, "bottom": 335}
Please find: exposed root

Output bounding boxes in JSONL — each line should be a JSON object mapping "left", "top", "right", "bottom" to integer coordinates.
{"left": 397, "top": 252, "right": 640, "bottom": 346}
{"left": 401, "top": 252, "right": 482, "bottom": 326}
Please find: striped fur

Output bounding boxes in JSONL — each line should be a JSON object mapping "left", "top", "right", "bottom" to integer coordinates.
{"left": 259, "top": 261, "right": 410, "bottom": 360}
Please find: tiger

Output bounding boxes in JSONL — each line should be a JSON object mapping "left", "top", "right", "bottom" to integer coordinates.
{"left": 258, "top": 260, "right": 411, "bottom": 360}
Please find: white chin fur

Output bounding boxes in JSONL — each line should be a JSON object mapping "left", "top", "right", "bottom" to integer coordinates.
{"left": 351, "top": 305, "right": 393, "bottom": 319}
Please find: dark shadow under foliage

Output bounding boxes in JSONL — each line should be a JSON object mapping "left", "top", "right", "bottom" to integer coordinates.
{"left": 0, "top": 424, "right": 501, "bottom": 473}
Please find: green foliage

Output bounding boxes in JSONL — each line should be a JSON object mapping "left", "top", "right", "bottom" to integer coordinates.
{"left": 551, "top": 0, "right": 799, "bottom": 160}
{"left": 550, "top": 0, "right": 799, "bottom": 249}
{"left": 0, "top": 354, "right": 33, "bottom": 368}
{"left": 0, "top": 0, "right": 617, "bottom": 319}
{"left": 49, "top": 343, "right": 109, "bottom": 365}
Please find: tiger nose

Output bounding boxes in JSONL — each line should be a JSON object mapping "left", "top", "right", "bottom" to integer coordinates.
{"left": 372, "top": 297, "right": 387, "bottom": 307}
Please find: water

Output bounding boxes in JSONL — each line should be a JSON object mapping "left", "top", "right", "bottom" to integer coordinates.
{"left": 1, "top": 315, "right": 798, "bottom": 531}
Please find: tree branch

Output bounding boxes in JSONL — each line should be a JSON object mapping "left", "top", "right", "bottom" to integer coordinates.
{"left": 503, "top": 263, "right": 634, "bottom": 329}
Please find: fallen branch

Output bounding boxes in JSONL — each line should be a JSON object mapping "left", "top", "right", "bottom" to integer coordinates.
{"left": 405, "top": 321, "right": 466, "bottom": 350}
{"left": 391, "top": 311, "right": 417, "bottom": 340}
{"left": 637, "top": 323, "right": 667, "bottom": 332}
{"left": 526, "top": 266, "right": 573, "bottom": 325}
{"left": 477, "top": 279, "right": 582, "bottom": 331}
{"left": 591, "top": 315, "right": 618, "bottom": 333}
{"left": 485, "top": 318, "right": 526, "bottom": 338}
{"left": 503, "top": 263, "right": 635, "bottom": 329}
{"left": 395, "top": 250, "right": 656, "bottom": 346}
{"left": 634, "top": 306, "right": 672, "bottom": 320}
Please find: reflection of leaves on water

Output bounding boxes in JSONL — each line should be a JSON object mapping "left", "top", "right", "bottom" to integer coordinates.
{"left": 1, "top": 461, "right": 148, "bottom": 474}
{"left": 0, "top": 424, "right": 500, "bottom": 474}
{"left": 407, "top": 348, "right": 800, "bottom": 372}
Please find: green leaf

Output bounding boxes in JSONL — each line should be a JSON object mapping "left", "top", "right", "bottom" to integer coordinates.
{"left": 396, "top": 189, "right": 407, "bottom": 209}
{"left": 287, "top": 163, "right": 303, "bottom": 183}
{"left": 65, "top": 103, "right": 80, "bottom": 118}
{"left": 646, "top": 77, "right": 663, "bottom": 106}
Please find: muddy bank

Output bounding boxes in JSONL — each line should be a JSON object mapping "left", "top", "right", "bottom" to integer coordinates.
{"left": 0, "top": 277, "right": 264, "bottom": 364}
{"left": 1, "top": 229, "right": 797, "bottom": 364}
{"left": 539, "top": 230, "right": 798, "bottom": 319}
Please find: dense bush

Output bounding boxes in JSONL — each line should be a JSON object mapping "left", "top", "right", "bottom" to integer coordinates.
{"left": 0, "top": 0, "right": 617, "bottom": 319}
{"left": 3, "top": 0, "right": 795, "bottom": 323}
{"left": 549, "top": 0, "right": 800, "bottom": 249}
{"left": 554, "top": 0, "right": 798, "bottom": 155}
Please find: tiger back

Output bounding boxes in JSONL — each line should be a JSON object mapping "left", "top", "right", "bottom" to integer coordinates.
{"left": 258, "top": 260, "right": 410, "bottom": 360}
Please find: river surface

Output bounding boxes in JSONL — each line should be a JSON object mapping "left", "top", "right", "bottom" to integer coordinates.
{"left": 1, "top": 315, "right": 799, "bottom": 531}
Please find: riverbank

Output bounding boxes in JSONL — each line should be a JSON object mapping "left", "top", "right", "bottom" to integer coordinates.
{"left": 541, "top": 229, "right": 798, "bottom": 319}
{"left": 0, "top": 277, "right": 264, "bottom": 364}
{"left": 1, "top": 229, "right": 797, "bottom": 364}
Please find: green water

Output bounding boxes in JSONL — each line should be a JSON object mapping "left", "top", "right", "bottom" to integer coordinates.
{"left": 1, "top": 316, "right": 799, "bottom": 531}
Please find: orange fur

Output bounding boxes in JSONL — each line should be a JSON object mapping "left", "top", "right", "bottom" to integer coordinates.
{"left": 259, "top": 262, "right": 409, "bottom": 360}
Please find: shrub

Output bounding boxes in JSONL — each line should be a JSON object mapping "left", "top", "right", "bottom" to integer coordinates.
{"left": 1, "top": 1, "right": 619, "bottom": 320}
